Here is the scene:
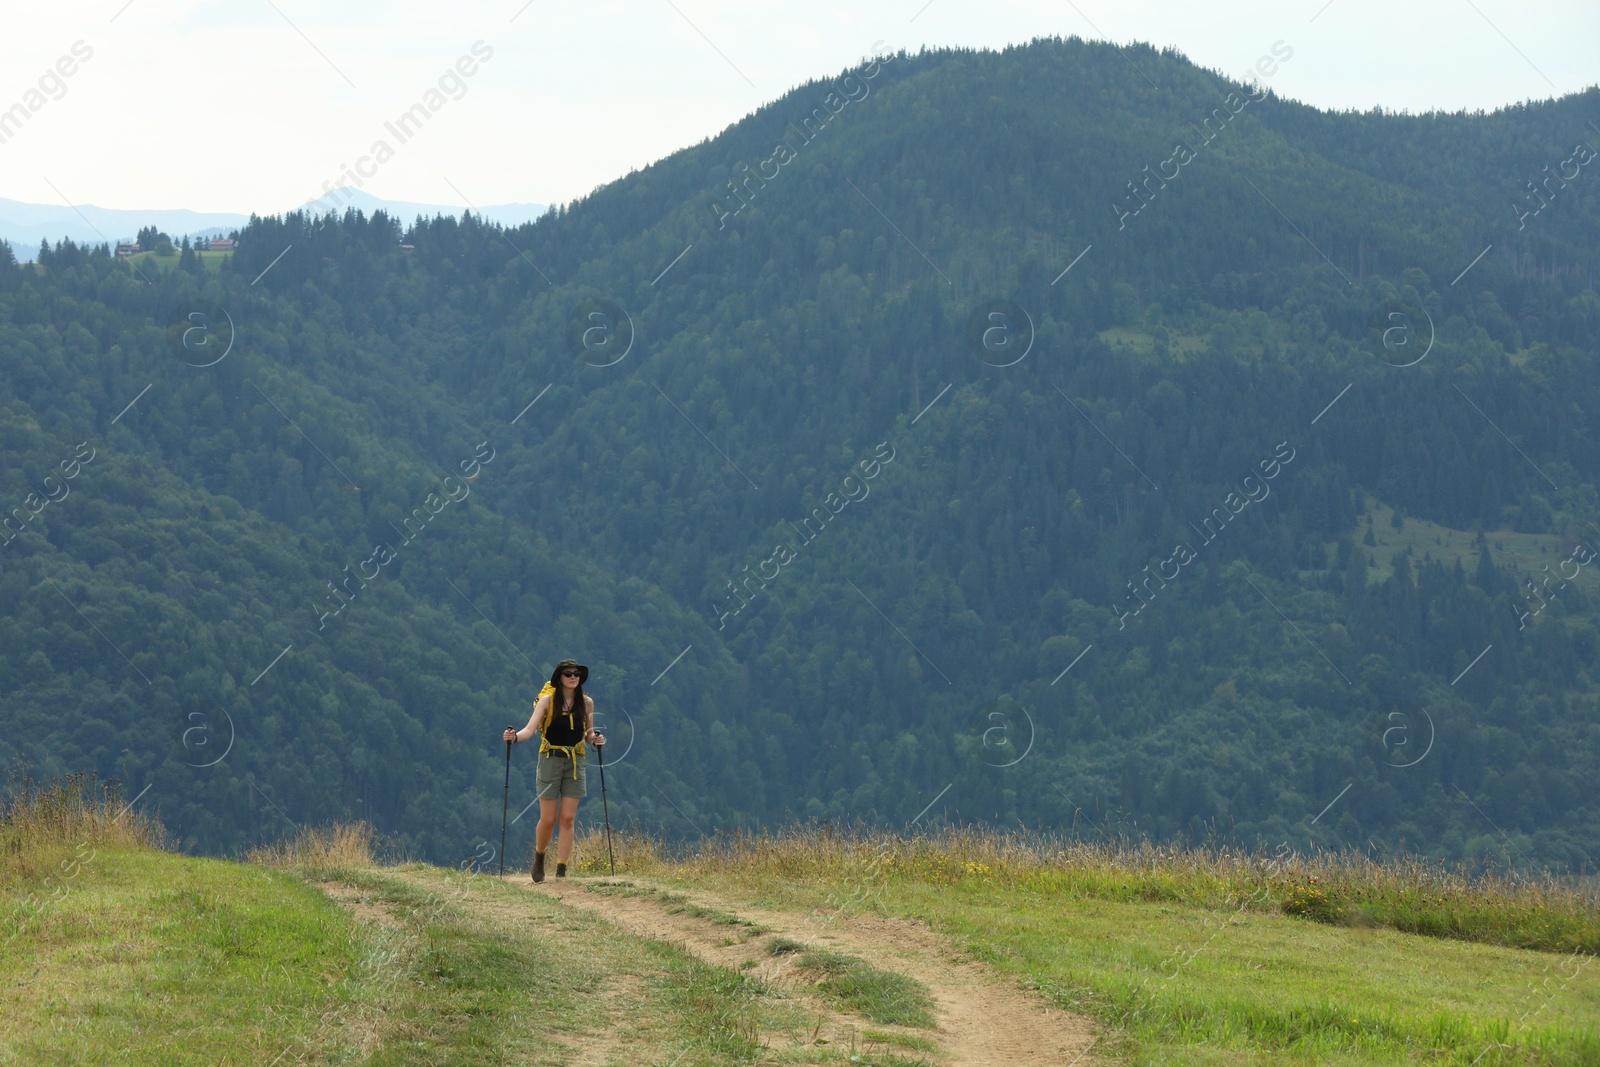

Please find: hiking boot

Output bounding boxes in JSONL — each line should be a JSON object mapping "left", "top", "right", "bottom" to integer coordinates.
{"left": 556, "top": 862, "right": 567, "bottom": 878}
{"left": 532, "top": 852, "right": 546, "bottom": 883}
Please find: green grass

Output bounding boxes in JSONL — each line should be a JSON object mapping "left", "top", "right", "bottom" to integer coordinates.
{"left": 355, "top": 865, "right": 823, "bottom": 1065}
{"left": 1, "top": 847, "right": 377, "bottom": 1065}
{"left": 626, "top": 829, "right": 1600, "bottom": 1066}
{"left": 1097, "top": 325, "right": 1211, "bottom": 359}
{"left": 119, "top": 249, "right": 231, "bottom": 272}
{"left": 0, "top": 849, "right": 823, "bottom": 1066}
{"left": 657, "top": 949, "right": 770, "bottom": 1061}
{"left": 585, "top": 879, "right": 767, "bottom": 933}
{"left": 0, "top": 779, "right": 830, "bottom": 1067}
{"left": 919, "top": 883, "right": 1599, "bottom": 1065}
{"left": 769, "top": 942, "right": 937, "bottom": 1029}
{"left": 1010, "top": 863, "right": 1600, "bottom": 955}
{"left": 13, "top": 781, "right": 1600, "bottom": 1066}
{"left": 861, "top": 1028, "right": 940, "bottom": 1054}
{"left": 1358, "top": 496, "right": 1571, "bottom": 585}
{"left": 334, "top": 867, "right": 608, "bottom": 1065}
{"left": 671, "top": 900, "right": 767, "bottom": 932}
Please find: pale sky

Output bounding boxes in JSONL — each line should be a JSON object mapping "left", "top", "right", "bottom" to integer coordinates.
{"left": 1, "top": 0, "right": 1594, "bottom": 214}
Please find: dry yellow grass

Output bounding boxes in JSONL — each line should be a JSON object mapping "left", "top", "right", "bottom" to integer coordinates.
{"left": 566, "top": 822, "right": 663, "bottom": 874}
{"left": 0, "top": 771, "right": 161, "bottom": 885}
{"left": 572, "top": 824, "right": 1600, "bottom": 952}
{"left": 244, "top": 821, "right": 376, "bottom": 870}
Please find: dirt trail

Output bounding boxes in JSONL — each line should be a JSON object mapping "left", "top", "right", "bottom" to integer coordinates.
{"left": 320, "top": 870, "right": 668, "bottom": 1067}
{"left": 516, "top": 873, "right": 1099, "bottom": 1067}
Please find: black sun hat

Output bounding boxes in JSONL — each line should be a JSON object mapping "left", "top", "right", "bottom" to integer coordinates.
{"left": 550, "top": 659, "right": 589, "bottom": 686}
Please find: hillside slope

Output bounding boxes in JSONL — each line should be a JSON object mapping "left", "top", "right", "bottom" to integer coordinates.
{"left": 5, "top": 809, "right": 1597, "bottom": 1066}
{"left": 2, "top": 37, "right": 1598, "bottom": 866}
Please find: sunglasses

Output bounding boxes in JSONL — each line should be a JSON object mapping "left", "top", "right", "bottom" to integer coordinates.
{"left": 560, "top": 670, "right": 582, "bottom": 678}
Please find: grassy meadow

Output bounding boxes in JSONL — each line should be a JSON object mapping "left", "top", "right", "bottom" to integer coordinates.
{"left": 117, "top": 248, "right": 232, "bottom": 272}
{"left": 596, "top": 827, "right": 1600, "bottom": 1066}
{"left": 0, "top": 776, "right": 817, "bottom": 1066}
{"left": 1356, "top": 498, "right": 1579, "bottom": 585}
{"left": 4, "top": 774, "right": 1598, "bottom": 1065}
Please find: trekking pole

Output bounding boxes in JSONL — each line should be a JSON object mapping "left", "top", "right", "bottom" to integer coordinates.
{"left": 597, "top": 741, "right": 615, "bottom": 876}
{"left": 500, "top": 727, "right": 514, "bottom": 878}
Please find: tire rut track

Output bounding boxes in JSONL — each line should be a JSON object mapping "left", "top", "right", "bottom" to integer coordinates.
{"left": 519, "top": 874, "right": 1099, "bottom": 1066}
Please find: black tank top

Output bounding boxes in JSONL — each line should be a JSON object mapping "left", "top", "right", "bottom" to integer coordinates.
{"left": 544, "top": 696, "right": 585, "bottom": 746}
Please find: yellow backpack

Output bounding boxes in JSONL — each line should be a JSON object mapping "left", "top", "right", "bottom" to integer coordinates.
{"left": 534, "top": 681, "right": 585, "bottom": 773}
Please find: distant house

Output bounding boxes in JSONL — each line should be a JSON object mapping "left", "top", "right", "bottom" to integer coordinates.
{"left": 208, "top": 238, "right": 237, "bottom": 252}
{"left": 398, "top": 243, "right": 415, "bottom": 254}
{"left": 116, "top": 243, "right": 140, "bottom": 257}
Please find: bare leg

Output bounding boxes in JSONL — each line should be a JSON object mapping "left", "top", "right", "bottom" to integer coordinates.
{"left": 557, "top": 798, "right": 580, "bottom": 862}
{"left": 536, "top": 798, "right": 559, "bottom": 854}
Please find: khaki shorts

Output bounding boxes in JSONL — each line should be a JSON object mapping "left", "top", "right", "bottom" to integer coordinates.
{"left": 536, "top": 750, "right": 587, "bottom": 799}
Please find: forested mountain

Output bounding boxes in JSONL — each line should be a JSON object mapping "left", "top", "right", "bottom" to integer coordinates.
{"left": 3, "top": 38, "right": 1598, "bottom": 871}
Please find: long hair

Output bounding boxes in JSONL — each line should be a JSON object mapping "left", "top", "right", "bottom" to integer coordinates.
{"left": 550, "top": 678, "right": 586, "bottom": 731}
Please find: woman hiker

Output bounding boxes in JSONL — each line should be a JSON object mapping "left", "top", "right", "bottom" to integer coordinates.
{"left": 504, "top": 659, "right": 605, "bottom": 882}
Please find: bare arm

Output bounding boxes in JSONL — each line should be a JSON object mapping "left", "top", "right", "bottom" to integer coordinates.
{"left": 584, "top": 695, "right": 605, "bottom": 745}
{"left": 505, "top": 694, "right": 551, "bottom": 744}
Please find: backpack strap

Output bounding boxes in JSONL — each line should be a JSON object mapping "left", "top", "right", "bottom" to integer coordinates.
{"left": 535, "top": 681, "right": 585, "bottom": 781}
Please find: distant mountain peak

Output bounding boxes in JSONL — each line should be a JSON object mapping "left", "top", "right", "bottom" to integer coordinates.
{"left": 0, "top": 191, "right": 546, "bottom": 260}
{"left": 294, "top": 188, "right": 547, "bottom": 228}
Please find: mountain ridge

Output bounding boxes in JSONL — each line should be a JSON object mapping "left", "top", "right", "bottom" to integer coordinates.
{"left": 2, "top": 37, "right": 1597, "bottom": 871}
{"left": 0, "top": 189, "right": 547, "bottom": 260}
